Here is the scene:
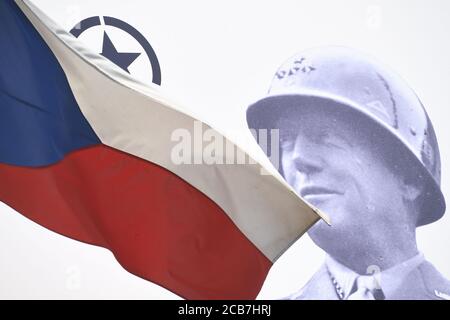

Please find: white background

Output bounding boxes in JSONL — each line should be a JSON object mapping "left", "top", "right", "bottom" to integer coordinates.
{"left": 1, "top": 0, "right": 449, "bottom": 299}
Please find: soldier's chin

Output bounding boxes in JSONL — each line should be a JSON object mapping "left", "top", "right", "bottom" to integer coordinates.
{"left": 308, "top": 218, "right": 330, "bottom": 235}
{"left": 307, "top": 216, "right": 344, "bottom": 250}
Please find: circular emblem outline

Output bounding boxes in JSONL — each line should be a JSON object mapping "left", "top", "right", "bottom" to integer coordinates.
{"left": 70, "top": 16, "right": 161, "bottom": 85}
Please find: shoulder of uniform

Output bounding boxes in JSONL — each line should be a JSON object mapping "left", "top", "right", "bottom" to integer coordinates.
{"left": 417, "top": 260, "right": 450, "bottom": 300}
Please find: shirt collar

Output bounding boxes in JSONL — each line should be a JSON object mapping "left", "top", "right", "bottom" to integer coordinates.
{"left": 325, "top": 253, "right": 425, "bottom": 299}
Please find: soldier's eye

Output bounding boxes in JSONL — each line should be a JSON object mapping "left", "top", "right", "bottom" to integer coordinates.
{"left": 311, "top": 131, "right": 330, "bottom": 144}
{"left": 323, "top": 134, "right": 352, "bottom": 150}
{"left": 280, "top": 136, "right": 295, "bottom": 150}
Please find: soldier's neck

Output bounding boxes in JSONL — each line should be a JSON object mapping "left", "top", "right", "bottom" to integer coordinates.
{"left": 331, "top": 236, "right": 419, "bottom": 275}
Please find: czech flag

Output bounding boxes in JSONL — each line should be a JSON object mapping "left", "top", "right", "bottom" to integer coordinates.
{"left": 0, "top": 0, "right": 325, "bottom": 299}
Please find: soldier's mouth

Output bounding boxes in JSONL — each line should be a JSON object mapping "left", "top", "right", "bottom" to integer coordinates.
{"left": 299, "top": 186, "right": 343, "bottom": 199}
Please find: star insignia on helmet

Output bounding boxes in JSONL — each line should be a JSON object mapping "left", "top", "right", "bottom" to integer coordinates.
{"left": 275, "top": 57, "right": 316, "bottom": 80}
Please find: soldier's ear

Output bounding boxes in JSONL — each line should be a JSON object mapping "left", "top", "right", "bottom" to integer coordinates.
{"left": 401, "top": 180, "right": 422, "bottom": 202}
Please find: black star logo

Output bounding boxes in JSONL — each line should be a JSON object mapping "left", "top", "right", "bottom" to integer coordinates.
{"left": 100, "top": 31, "right": 141, "bottom": 73}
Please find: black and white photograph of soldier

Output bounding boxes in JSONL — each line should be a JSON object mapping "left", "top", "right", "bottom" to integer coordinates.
{"left": 247, "top": 46, "right": 450, "bottom": 300}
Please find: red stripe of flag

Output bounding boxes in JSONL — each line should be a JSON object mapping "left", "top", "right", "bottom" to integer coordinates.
{"left": 0, "top": 144, "right": 271, "bottom": 299}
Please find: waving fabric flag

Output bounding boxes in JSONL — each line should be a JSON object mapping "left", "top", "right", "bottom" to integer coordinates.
{"left": 0, "top": 0, "right": 326, "bottom": 299}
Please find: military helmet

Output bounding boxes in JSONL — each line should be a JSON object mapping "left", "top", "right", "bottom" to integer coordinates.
{"left": 246, "top": 46, "right": 445, "bottom": 226}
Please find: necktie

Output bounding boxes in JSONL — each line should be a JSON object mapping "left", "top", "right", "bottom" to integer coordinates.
{"left": 347, "top": 275, "right": 385, "bottom": 300}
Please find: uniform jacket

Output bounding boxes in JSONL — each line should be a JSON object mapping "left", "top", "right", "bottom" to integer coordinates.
{"left": 286, "top": 257, "right": 450, "bottom": 300}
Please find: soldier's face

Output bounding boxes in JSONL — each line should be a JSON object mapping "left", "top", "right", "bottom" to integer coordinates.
{"left": 279, "top": 109, "right": 411, "bottom": 251}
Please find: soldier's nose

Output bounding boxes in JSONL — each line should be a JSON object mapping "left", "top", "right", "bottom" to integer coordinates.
{"left": 293, "top": 155, "right": 322, "bottom": 175}
{"left": 292, "top": 144, "right": 323, "bottom": 175}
